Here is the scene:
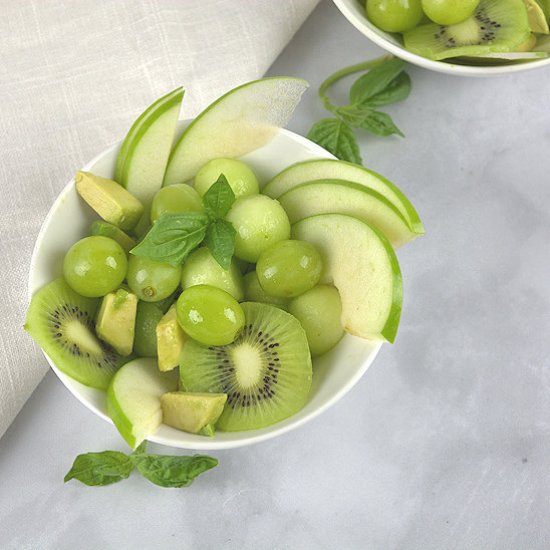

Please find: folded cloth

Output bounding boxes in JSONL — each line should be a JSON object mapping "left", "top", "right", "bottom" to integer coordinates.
{"left": 0, "top": 0, "right": 319, "bottom": 439}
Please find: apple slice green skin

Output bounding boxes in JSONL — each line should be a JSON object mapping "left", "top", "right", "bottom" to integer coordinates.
{"left": 163, "top": 77, "right": 309, "bottom": 186}
{"left": 107, "top": 357, "right": 178, "bottom": 449}
{"left": 278, "top": 179, "right": 416, "bottom": 248}
{"left": 292, "top": 214, "right": 402, "bottom": 343}
{"left": 263, "top": 159, "right": 424, "bottom": 235}
{"left": 115, "top": 87, "right": 184, "bottom": 206}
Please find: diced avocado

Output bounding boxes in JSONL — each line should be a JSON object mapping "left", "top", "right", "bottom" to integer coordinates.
{"left": 199, "top": 424, "right": 216, "bottom": 437}
{"left": 161, "top": 392, "right": 227, "bottom": 434}
{"left": 75, "top": 171, "right": 144, "bottom": 231}
{"left": 96, "top": 288, "right": 138, "bottom": 356}
{"left": 90, "top": 220, "right": 136, "bottom": 253}
{"left": 156, "top": 304, "right": 186, "bottom": 372}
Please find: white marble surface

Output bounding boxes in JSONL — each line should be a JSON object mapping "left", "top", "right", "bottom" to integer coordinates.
{"left": 2, "top": 1, "right": 550, "bottom": 548}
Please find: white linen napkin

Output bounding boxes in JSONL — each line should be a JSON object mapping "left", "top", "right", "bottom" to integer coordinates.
{"left": 0, "top": 0, "right": 319, "bottom": 439}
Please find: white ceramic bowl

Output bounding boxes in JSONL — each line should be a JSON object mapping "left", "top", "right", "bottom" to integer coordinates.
{"left": 333, "top": 0, "right": 550, "bottom": 77}
{"left": 28, "top": 126, "right": 382, "bottom": 450}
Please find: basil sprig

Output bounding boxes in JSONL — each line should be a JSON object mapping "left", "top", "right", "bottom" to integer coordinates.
{"left": 130, "top": 174, "right": 237, "bottom": 269}
{"left": 307, "top": 56, "right": 411, "bottom": 164}
{"left": 64, "top": 442, "right": 218, "bottom": 488}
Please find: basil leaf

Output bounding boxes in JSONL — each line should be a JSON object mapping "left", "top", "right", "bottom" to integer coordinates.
{"left": 132, "top": 441, "right": 148, "bottom": 455}
{"left": 64, "top": 451, "right": 134, "bottom": 486}
{"left": 132, "top": 454, "right": 218, "bottom": 488}
{"left": 349, "top": 58, "right": 406, "bottom": 106}
{"left": 202, "top": 174, "right": 235, "bottom": 219}
{"left": 130, "top": 212, "right": 209, "bottom": 266}
{"left": 306, "top": 118, "right": 361, "bottom": 164}
{"left": 361, "top": 72, "right": 411, "bottom": 108}
{"left": 205, "top": 219, "right": 236, "bottom": 270}
{"left": 359, "top": 110, "right": 404, "bottom": 137}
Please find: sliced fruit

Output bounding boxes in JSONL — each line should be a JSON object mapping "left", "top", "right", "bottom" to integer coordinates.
{"left": 107, "top": 357, "right": 178, "bottom": 448}
{"left": 75, "top": 171, "right": 144, "bottom": 231}
{"left": 180, "top": 302, "right": 312, "bottom": 431}
{"left": 90, "top": 220, "right": 136, "bottom": 253}
{"left": 115, "top": 87, "right": 184, "bottom": 206}
{"left": 403, "top": 0, "right": 531, "bottom": 61}
{"left": 96, "top": 288, "right": 138, "bottom": 356}
{"left": 263, "top": 159, "right": 424, "bottom": 234}
{"left": 292, "top": 214, "right": 402, "bottom": 343}
{"left": 161, "top": 392, "right": 227, "bottom": 434}
{"left": 524, "top": 0, "right": 549, "bottom": 33}
{"left": 25, "top": 278, "right": 124, "bottom": 389}
{"left": 163, "top": 77, "right": 308, "bottom": 185}
{"left": 278, "top": 179, "right": 418, "bottom": 248}
{"left": 156, "top": 304, "right": 186, "bottom": 372}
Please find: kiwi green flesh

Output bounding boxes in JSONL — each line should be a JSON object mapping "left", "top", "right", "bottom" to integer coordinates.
{"left": 403, "top": 0, "right": 531, "bottom": 61}
{"left": 25, "top": 278, "right": 123, "bottom": 389}
{"left": 179, "top": 302, "right": 312, "bottom": 432}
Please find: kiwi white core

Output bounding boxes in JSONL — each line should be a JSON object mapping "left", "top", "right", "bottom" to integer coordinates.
{"left": 65, "top": 320, "right": 103, "bottom": 356}
{"left": 231, "top": 343, "right": 263, "bottom": 389}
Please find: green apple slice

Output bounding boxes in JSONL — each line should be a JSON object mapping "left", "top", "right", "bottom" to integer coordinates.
{"left": 263, "top": 159, "right": 424, "bottom": 235}
{"left": 292, "top": 214, "right": 402, "bottom": 343}
{"left": 115, "top": 87, "right": 184, "bottom": 206}
{"left": 107, "top": 357, "right": 178, "bottom": 448}
{"left": 163, "top": 77, "right": 309, "bottom": 186}
{"left": 278, "top": 179, "right": 416, "bottom": 248}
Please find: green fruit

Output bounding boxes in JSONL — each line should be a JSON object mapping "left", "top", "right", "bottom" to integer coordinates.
{"left": 134, "top": 301, "right": 164, "bottom": 357}
{"left": 243, "top": 272, "right": 289, "bottom": 310}
{"left": 288, "top": 286, "right": 344, "bottom": 357}
{"left": 150, "top": 184, "right": 204, "bottom": 223}
{"left": 63, "top": 236, "right": 127, "bottom": 298}
{"left": 127, "top": 256, "right": 181, "bottom": 302}
{"left": 161, "top": 392, "right": 227, "bottom": 434}
{"left": 181, "top": 247, "right": 244, "bottom": 301}
{"left": 180, "top": 302, "right": 312, "bottom": 431}
{"left": 403, "top": 0, "right": 530, "bottom": 61}
{"left": 194, "top": 158, "right": 260, "bottom": 198}
{"left": 90, "top": 220, "right": 136, "bottom": 253}
{"left": 24, "top": 278, "right": 124, "bottom": 389}
{"left": 107, "top": 357, "right": 178, "bottom": 448}
{"left": 256, "top": 239, "right": 322, "bottom": 298}
{"left": 292, "top": 214, "right": 402, "bottom": 343}
{"left": 176, "top": 285, "right": 245, "bottom": 346}
{"left": 163, "top": 77, "right": 309, "bottom": 185}
{"left": 226, "top": 194, "right": 291, "bottom": 262}
{"left": 421, "top": 0, "right": 479, "bottom": 24}
{"left": 366, "top": 0, "right": 424, "bottom": 32}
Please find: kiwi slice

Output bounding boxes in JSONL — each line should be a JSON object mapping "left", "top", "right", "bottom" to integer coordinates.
{"left": 403, "top": 0, "right": 531, "bottom": 61}
{"left": 179, "top": 302, "right": 312, "bottom": 431}
{"left": 524, "top": 0, "right": 549, "bottom": 33}
{"left": 25, "top": 278, "right": 124, "bottom": 388}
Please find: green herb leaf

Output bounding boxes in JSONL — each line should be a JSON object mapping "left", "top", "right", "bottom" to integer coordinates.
{"left": 130, "top": 212, "right": 209, "bottom": 266}
{"left": 132, "top": 441, "right": 148, "bottom": 455}
{"left": 205, "top": 219, "right": 236, "bottom": 270}
{"left": 64, "top": 451, "right": 134, "bottom": 486}
{"left": 349, "top": 58, "right": 406, "bottom": 106}
{"left": 132, "top": 454, "right": 218, "bottom": 488}
{"left": 307, "top": 118, "right": 361, "bottom": 164}
{"left": 358, "top": 110, "right": 404, "bottom": 137}
{"left": 202, "top": 174, "right": 236, "bottom": 219}
{"left": 360, "top": 72, "right": 411, "bottom": 108}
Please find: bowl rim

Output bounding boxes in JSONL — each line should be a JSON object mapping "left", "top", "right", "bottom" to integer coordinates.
{"left": 332, "top": 0, "right": 550, "bottom": 77}
{"left": 28, "top": 126, "right": 383, "bottom": 450}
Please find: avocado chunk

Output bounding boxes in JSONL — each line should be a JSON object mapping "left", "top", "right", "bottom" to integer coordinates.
{"left": 96, "top": 288, "right": 138, "bottom": 356}
{"left": 76, "top": 171, "right": 144, "bottom": 231}
{"left": 156, "top": 304, "right": 186, "bottom": 372}
{"left": 161, "top": 392, "right": 227, "bottom": 434}
{"left": 90, "top": 220, "right": 136, "bottom": 253}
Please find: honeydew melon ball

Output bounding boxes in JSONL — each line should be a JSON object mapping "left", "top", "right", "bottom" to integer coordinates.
{"left": 194, "top": 158, "right": 259, "bottom": 198}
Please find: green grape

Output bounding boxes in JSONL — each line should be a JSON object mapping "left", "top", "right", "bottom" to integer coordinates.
{"left": 194, "top": 158, "right": 259, "bottom": 198}
{"left": 150, "top": 184, "right": 204, "bottom": 223}
{"left": 256, "top": 239, "right": 322, "bottom": 298}
{"left": 421, "top": 0, "right": 478, "bottom": 25}
{"left": 176, "top": 284, "right": 245, "bottom": 346}
{"left": 134, "top": 301, "right": 164, "bottom": 357}
{"left": 243, "top": 271, "right": 289, "bottom": 310}
{"left": 226, "top": 195, "right": 291, "bottom": 263}
{"left": 366, "top": 0, "right": 424, "bottom": 32}
{"left": 127, "top": 256, "right": 181, "bottom": 302}
{"left": 181, "top": 247, "right": 244, "bottom": 301}
{"left": 288, "top": 285, "right": 344, "bottom": 357}
{"left": 63, "top": 236, "right": 127, "bottom": 297}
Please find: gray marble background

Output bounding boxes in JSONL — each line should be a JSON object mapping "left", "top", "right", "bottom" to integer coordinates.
{"left": 2, "top": 1, "right": 550, "bottom": 549}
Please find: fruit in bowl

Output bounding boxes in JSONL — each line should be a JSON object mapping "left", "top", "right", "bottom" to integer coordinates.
{"left": 26, "top": 78, "right": 423, "bottom": 450}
